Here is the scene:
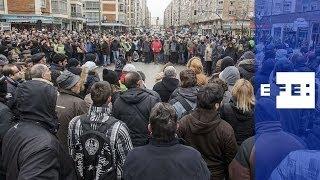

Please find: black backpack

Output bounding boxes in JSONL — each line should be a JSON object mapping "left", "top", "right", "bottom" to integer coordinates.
{"left": 174, "top": 95, "right": 194, "bottom": 119}
{"left": 73, "top": 115, "right": 121, "bottom": 180}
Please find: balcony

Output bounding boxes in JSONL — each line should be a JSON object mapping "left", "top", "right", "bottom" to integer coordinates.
{"left": 71, "top": 12, "right": 82, "bottom": 18}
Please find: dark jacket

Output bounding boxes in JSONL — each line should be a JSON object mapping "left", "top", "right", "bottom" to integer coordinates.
{"left": 56, "top": 90, "right": 89, "bottom": 149}
{"left": 238, "top": 59, "right": 255, "bottom": 81}
{"left": 101, "top": 41, "right": 110, "bottom": 55}
{"left": 124, "top": 138, "right": 210, "bottom": 180}
{"left": 153, "top": 77, "right": 179, "bottom": 102}
{"left": 113, "top": 88, "right": 161, "bottom": 147}
{"left": 1, "top": 80, "right": 76, "bottom": 180}
{"left": 177, "top": 108, "right": 238, "bottom": 180}
{"left": 0, "top": 100, "right": 13, "bottom": 179}
{"left": 111, "top": 40, "right": 120, "bottom": 51}
{"left": 169, "top": 87, "right": 198, "bottom": 119}
{"left": 220, "top": 101, "right": 254, "bottom": 145}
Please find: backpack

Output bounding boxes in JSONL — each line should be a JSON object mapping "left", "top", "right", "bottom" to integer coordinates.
{"left": 72, "top": 115, "right": 121, "bottom": 180}
{"left": 174, "top": 95, "right": 194, "bottom": 119}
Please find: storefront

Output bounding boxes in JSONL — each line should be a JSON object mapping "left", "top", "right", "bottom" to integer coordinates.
{"left": 0, "top": 14, "right": 55, "bottom": 30}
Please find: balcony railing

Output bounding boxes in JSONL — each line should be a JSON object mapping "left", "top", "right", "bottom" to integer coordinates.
{"left": 71, "top": 12, "right": 82, "bottom": 18}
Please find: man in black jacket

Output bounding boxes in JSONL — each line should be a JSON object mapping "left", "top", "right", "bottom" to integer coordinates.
{"left": 113, "top": 71, "right": 161, "bottom": 147}
{"left": 153, "top": 66, "right": 179, "bottom": 102}
{"left": 124, "top": 103, "right": 210, "bottom": 180}
{"left": 1, "top": 78, "right": 77, "bottom": 180}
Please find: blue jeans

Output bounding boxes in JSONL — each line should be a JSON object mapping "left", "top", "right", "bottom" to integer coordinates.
{"left": 112, "top": 50, "right": 119, "bottom": 61}
{"left": 103, "top": 55, "right": 111, "bottom": 65}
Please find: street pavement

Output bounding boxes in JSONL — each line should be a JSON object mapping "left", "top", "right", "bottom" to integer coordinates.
{"left": 98, "top": 62, "right": 186, "bottom": 89}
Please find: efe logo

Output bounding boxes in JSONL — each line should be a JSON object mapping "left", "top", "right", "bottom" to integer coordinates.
{"left": 261, "top": 72, "right": 315, "bottom": 109}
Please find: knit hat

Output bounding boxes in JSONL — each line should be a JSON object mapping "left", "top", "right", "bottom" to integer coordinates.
{"left": 84, "top": 53, "right": 97, "bottom": 62}
{"left": 102, "top": 69, "right": 119, "bottom": 86}
{"left": 31, "top": 53, "right": 45, "bottom": 64}
{"left": 221, "top": 56, "right": 235, "bottom": 71}
{"left": 164, "top": 66, "right": 177, "bottom": 78}
{"left": 122, "top": 64, "right": 137, "bottom": 72}
{"left": 83, "top": 61, "right": 98, "bottom": 71}
{"left": 219, "top": 66, "right": 240, "bottom": 86}
{"left": 67, "top": 58, "right": 80, "bottom": 68}
{"left": 56, "top": 70, "right": 80, "bottom": 90}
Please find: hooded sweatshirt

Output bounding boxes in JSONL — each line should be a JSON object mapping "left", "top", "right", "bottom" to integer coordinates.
{"left": 169, "top": 87, "right": 198, "bottom": 119}
{"left": 178, "top": 108, "right": 238, "bottom": 179}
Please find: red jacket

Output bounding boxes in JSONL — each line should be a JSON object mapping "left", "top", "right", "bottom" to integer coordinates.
{"left": 151, "top": 40, "right": 162, "bottom": 53}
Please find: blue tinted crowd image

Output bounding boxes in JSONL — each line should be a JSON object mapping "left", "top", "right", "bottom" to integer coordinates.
{"left": 0, "top": 1, "right": 319, "bottom": 180}
{"left": 254, "top": 0, "right": 320, "bottom": 179}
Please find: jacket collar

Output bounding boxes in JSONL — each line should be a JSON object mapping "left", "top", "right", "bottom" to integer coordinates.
{"left": 149, "top": 137, "right": 180, "bottom": 147}
{"left": 255, "top": 121, "right": 282, "bottom": 134}
{"left": 88, "top": 105, "right": 111, "bottom": 116}
{"left": 32, "top": 78, "right": 53, "bottom": 86}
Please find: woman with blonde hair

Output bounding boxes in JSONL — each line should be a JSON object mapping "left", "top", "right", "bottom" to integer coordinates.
{"left": 186, "top": 57, "right": 208, "bottom": 86}
{"left": 220, "top": 79, "right": 255, "bottom": 145}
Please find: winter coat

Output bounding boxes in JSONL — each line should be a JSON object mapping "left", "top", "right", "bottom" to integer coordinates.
{"left": 220, "top": 101, "right": 254, "bottom": 145}
{"left": 1, "top": 80, "right": 77, "bottom": 180}
{"left": 177, "top": 108, "right": 238, "bottom": 180}
{"left": 111, "top": 40, "right": 120, "bottom": 51}
{"left": 151, "top": 40, "right": 163, "bottom": 53}
{"left": 113, "top": 88, "right": 161, "bottom": 147}
{"left": 101, "top": 41, "right": 111, "bottom": 55}
{"left": 0, "top": 101, "right": 13, "bottom": 179}
{"left": 169, "top": 87, "right": 198, "bottom": 120}
{"left": 124, "top": 138, "right": 211, "bottom": 180}
{"left": 142, "top": 41, "right": 151, "bottom": 53}
{"left": 153, "top": 77, "right": 179, "bottom": 102}
{"left": 56, "top": 90, "right": 89, "bottom": 149}
{"left": 229, "top": 122, "right": 305, "bottom": 180}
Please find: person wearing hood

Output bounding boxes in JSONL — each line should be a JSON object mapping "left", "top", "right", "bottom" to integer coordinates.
{"left": 56, "top": 70, "right": 89, "bottom": 149}
{"left": 220, "top": 79, "right": 254, "bottom": 145}
{"left": 0, "top": 73, "right": 13, "bottom": 179}
{"left": 113, "top": 71, "right": 161, "bottom": 147}
{"left": 153, "top": 66, "right": 179, "bottom": 102}
{"left": 219, "top": 66, "right": 240, "bottom": 103}
{"left": 228, "top": 98, "right": 305, "bottom": 180}
{"left": 254, "top": 58, "right": 275, "bottom": 93}
{"left": 237, "top": 58, "right": 255, "bottom": 80}
{"left": 290, "top": 53, "right": 312, "bottom": 72}
{"left": 1, "top": 71, "right": 76, "bottom": 180}
{"left": 177, "top": 83, "right": 237, "bottom": 180}
{"left": 169, "top": 69, "right": 199, "bottom": 120}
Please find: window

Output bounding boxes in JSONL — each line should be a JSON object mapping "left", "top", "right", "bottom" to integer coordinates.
{"left": 303, "top": 5, "right": 308, "bottom": 12}
{"left": 85, "top": 1, "right": 99, "bottom": 10}
{"left": 0, "top": 0, "right": 4, "bottom": 11}
{"left": 283, "top": 2, "right": 291, "bottom": 12}
{"left": 40, "top": 0, "right": 46, "bottom": 8}
{"left": 71, "top": 4, "right": 76, "bottom": 13}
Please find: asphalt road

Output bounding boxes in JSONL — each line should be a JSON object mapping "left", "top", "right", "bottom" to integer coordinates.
{"left": 98, "top": 62, "right": 186, "bottom": 89}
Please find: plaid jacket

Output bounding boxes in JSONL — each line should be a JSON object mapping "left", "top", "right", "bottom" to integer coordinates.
{"left": 68, "top": 106, "right": 133, "bottom": 180}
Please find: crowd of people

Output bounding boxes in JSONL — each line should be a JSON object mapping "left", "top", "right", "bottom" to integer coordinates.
{"left": 0, "top": 27, "right": 319, "bottom": 180}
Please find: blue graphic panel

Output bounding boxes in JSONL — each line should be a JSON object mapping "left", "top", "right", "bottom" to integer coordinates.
{"left": 254, "top": 0, "right": 320, "bottom": 179}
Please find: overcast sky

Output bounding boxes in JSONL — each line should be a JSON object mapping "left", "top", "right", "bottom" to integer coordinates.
{"left": 147, "top": 0, "right": 172, "bottom": 24}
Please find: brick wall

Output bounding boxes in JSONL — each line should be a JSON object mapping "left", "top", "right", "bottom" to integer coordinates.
{"left": 8, "top": 0, "right": 51, "bottom": 15}
{"left": 8, "top": 0, "right": 35, "bottom": 14}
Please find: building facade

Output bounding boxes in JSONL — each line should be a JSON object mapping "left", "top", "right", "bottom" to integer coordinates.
{"left": 256, "top": 0, "right": 320, "bottom": 48}
{"left": 164, "top": 0, "right": 254, "bottom": 35}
